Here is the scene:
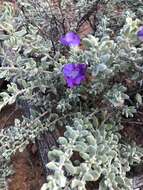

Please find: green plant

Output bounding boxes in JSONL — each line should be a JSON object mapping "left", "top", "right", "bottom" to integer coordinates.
{"left": 0, "top": 1, "right": 143, "bottom": 190}
{"left": 41, "top": 117, "right": 142, "bottom": 190}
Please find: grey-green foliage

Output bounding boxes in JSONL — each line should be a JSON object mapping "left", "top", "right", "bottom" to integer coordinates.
{"left": 0, "top": 118, "right": 42, "bottom": 160}
{"left": 0, "top": 0, "right": 142, "bottom": 162}
{"left": 0, "top": 2, "right": 142, "bottom": 115}
{"left": 105, "top": 84, "right": 129, "bottom": 107}
{"left": 1, "top": 3, "right": 142, "bottom": 125}
{"left": 0, "top": 1, "right": 143, "bottom": 189}
{"left": 41, "top": 118, "right": 143, "bottom": 190}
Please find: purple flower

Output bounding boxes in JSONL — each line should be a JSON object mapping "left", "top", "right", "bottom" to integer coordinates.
{"left": 137, "top": 27, "right": 143, "bottom": 41}
{"left": 63, "top": 63, "right": 87, "bottom": 88}
{"left": 60, "top": 32, "right": 80, "bottom": 47}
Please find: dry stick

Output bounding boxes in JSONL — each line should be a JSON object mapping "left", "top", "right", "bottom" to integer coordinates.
{"left": 121, "top": 121, "right": 143, "bottom": 125}
{"left": 45, "top": 0, "right": 61, "bottom": 53}
{"left": 57, "top": 1, "right": 66, "bottom": 33}
{"left": 76, "top": 0, "right": 111, "bottom": 32}
{"left": 0, "top": 67, "right": 55, "bottom": 74}
{"left": 76, "top": 0, "right": 101, "bottom": 31}
{"left": 137, "top": 111, "right": 143, "bottom": 116}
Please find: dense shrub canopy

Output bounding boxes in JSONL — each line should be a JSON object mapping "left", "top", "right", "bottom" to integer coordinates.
{"left": 0, "top": 0, "right": 143, "bottom": 190}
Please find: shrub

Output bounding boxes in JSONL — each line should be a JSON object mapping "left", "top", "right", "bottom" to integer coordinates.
{"left": 0, "top": 0, "right": 143, "bottom": 189}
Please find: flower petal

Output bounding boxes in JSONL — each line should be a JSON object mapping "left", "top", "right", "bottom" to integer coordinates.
{"left": 63, "top": 64, "right": 74, "bottom": 76}
{"left": 60, "top": 32, "right": 80, "bottom": 47}
{"left": 137, "top": 27, "right": 143, "bottom": 41}
{"left": 66, "top": 78, "right": 74, "bottom": 88}
{"left": 63, "top": 63, "right": 87, "bottom": 88}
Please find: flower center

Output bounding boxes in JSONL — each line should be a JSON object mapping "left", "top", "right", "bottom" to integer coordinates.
{"left": 70, "top": 70, "right": 79, "bottom": 78}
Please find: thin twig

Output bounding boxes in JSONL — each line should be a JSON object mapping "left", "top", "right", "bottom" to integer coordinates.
{"left": 122, "top": 121, "right": 143, "bottom": 125}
